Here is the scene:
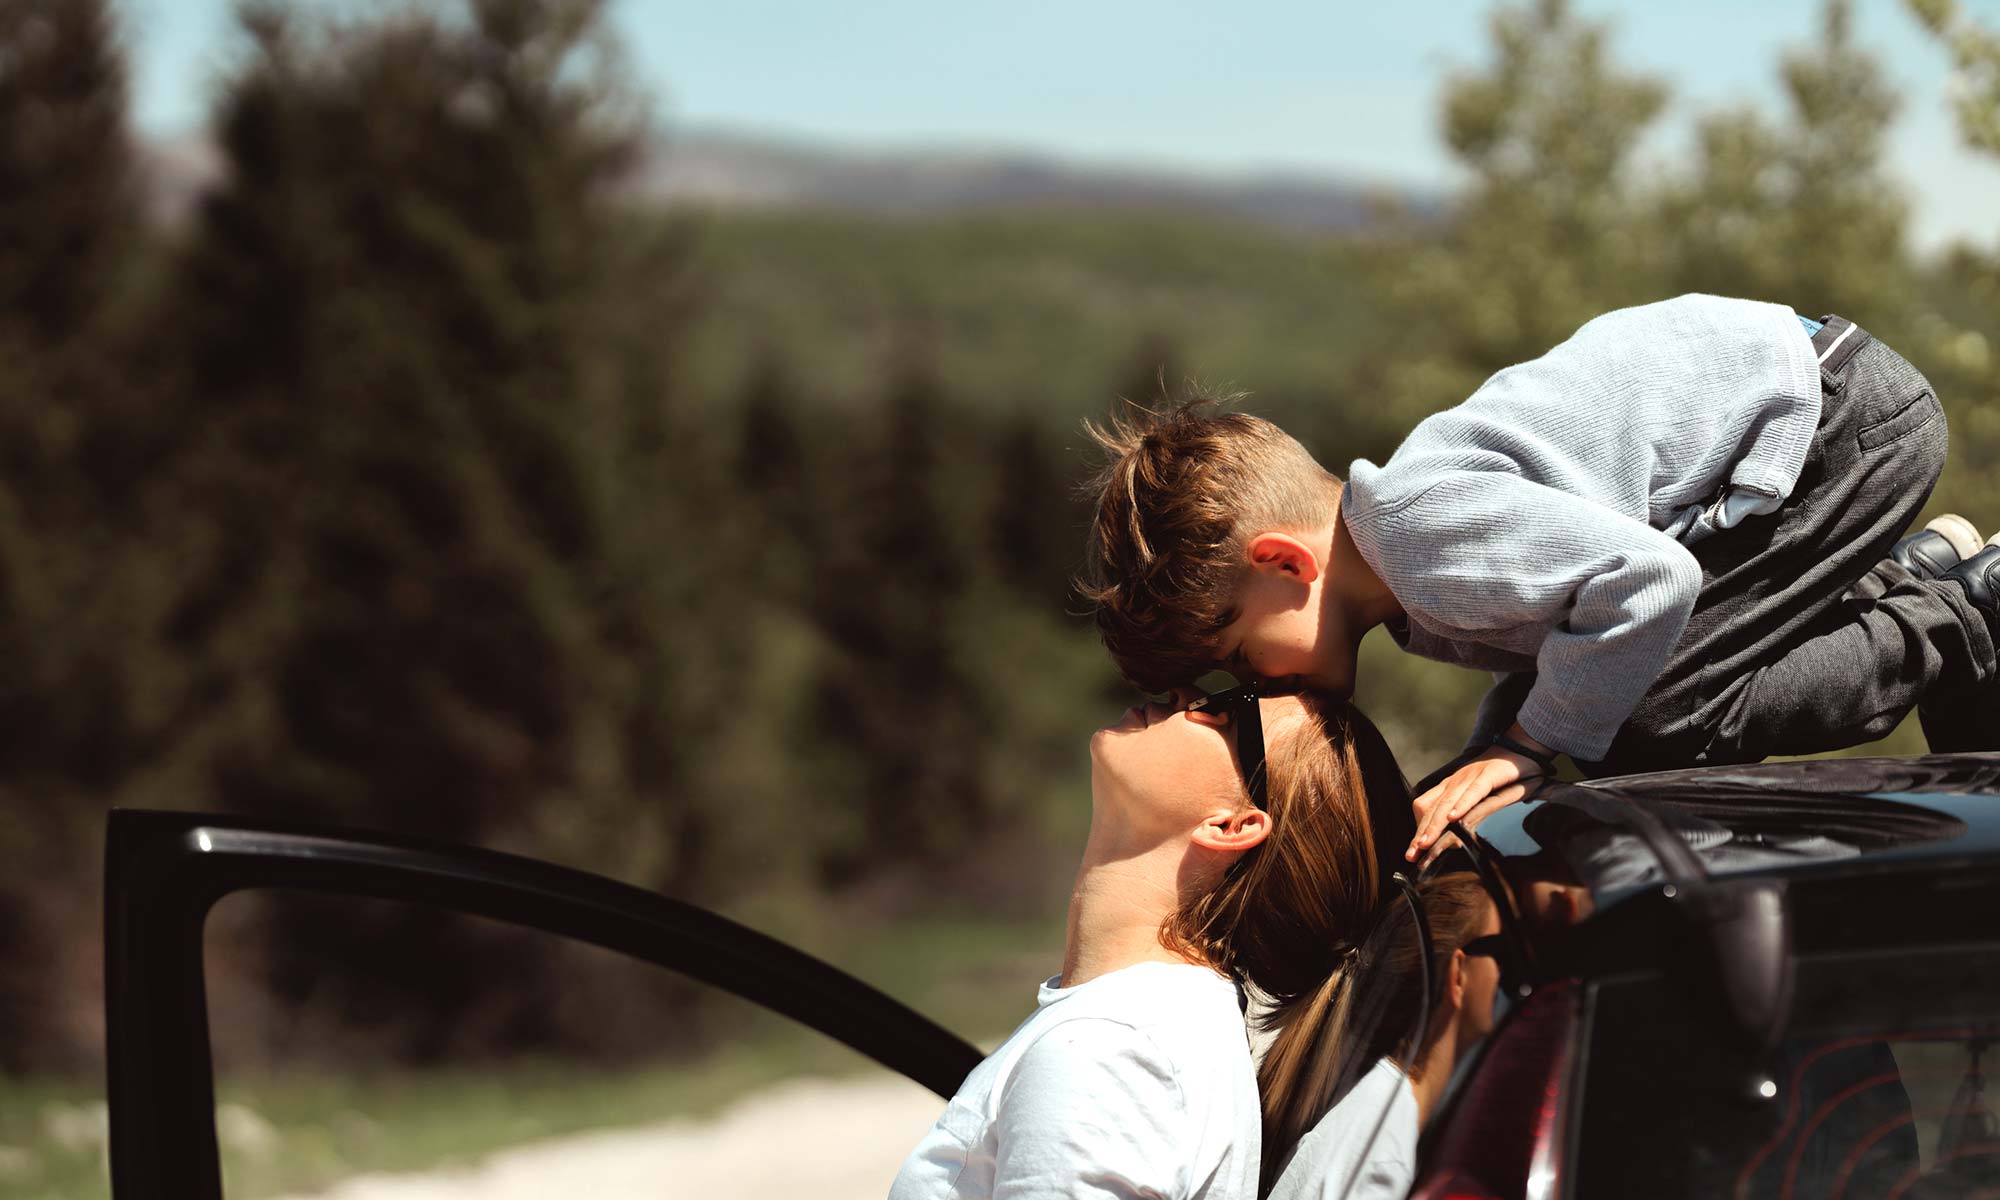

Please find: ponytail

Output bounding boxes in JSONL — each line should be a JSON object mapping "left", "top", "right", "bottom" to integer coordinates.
{"left": 1255, "top": 873, "right": 1493, "bottom": 1184}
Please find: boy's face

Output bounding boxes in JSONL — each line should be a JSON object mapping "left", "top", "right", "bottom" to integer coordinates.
{"left": 1219, "top": 552, "right": 1358, "bottom": 697}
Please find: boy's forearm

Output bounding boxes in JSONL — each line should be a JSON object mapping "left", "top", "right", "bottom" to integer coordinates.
{"left": 1463, "top": 672, "right": 1537, "bottom": 754}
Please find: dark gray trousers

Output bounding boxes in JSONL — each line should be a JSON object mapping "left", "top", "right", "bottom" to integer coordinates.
{"left": 1465, "top": 318, "right": 1996, "bottom": 781}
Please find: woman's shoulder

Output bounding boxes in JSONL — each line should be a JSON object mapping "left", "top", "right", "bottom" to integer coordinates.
{"left": 995, "top": 963, "right": 1251, "bottom": 1107}
{"left": 1267, "top": 1059, "right": 1418, "bottom": 1200}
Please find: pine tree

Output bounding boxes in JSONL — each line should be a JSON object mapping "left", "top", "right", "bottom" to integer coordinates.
{"left": 987, "top": 412, "right": 1082, "bottom": 607}
{"left": 144, "top": 0, "right": 721, "bottom": 1062}
{"left": 1665, "top": 0, "right": 1912, "bottom": 330}
{"left": 734, "top": 353, "right": 815, "bottom": 595}
{"left": 1367, "top": 0, "right": 1670, "bottom": 427}
{"left": 1906, "top": 0, "right": 2000, "bottom": 531}
{"left": 0, "top": 0, "right": 154, "bottom": 1071}
{"left": 1108, "top": 330, "right": 1181, "bottom": 413}
{"left": 804, "top": 358, "right": 991, "bottom": 878}
{"left": 1909, "top": 0, "right": 2000, "bottom": 158}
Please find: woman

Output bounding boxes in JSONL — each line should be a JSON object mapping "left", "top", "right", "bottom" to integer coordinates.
{"left": 889, "top": 685, "right": 1414, "bottom": 1200}
{"left": 1260, "top": 873, "right": 1504, "bottom": 1200}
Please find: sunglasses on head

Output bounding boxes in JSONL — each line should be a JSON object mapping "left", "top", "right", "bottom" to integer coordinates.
{"left": 1182, "top": 679, "right": 1270, "bottom": 810}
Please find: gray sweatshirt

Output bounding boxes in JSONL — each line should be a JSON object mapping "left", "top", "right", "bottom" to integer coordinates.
{"left": 1342, "top": 294, "right": 1824, "bottom": 760}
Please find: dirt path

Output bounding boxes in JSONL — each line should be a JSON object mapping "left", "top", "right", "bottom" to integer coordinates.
{"left": 280, "top": 1072, "right": 946, "bottom": 1200}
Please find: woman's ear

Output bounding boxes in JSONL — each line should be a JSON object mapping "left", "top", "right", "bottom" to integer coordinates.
{"left": 1444, "top": 948, "right": 1468, "bottom": 1014}
{"left": 1245, "top": 532, "right": 1321, "bottom": 584}
{"left": 1190, "top": 807, "right": 1272, "bottom": 854}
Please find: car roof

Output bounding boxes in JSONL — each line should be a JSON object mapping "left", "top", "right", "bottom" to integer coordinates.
{"left": 1470, "top": 752, "right": 2000, "bottom": 905}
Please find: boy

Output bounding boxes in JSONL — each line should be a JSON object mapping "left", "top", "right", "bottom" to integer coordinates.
{"left": 1080, "top": 294, "right": 2000, "bottom": 861}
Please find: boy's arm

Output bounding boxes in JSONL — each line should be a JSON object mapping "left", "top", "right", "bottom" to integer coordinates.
{"left": 1356, "top": 471, "right": 1703, "bottom": 858}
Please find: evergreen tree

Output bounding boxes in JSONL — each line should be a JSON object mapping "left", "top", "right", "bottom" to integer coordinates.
{"left": 734, "top": 353, "right": 815, "bottom": 595}
{"left": 1109, "top": 330, "right": 1181, "bottom": 412}
{"left": 0, "top": 0, "right": 154, "bottom": 1071}
{"left": 806, "top": 359, "right": 989, "bottom": 878}
{"left": 987, "top": 412, "right": 1082, "bottom": 607}
{"left": 1906, "top": 0, "right": 2000, "bottom": 530}
{"left": 1909, "top": 0, "right": 2000, "bottom": 158}
{"left": 145, "top": 0, "right": 716, "bottom": 1062}
{"left": 1664, "top": 0, "right": 1912, "bottom": 330}
{"left": 1369, "top": 0, "right": 1668, "bottom": 426}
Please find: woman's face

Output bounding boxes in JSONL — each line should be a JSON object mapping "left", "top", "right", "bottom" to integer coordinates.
{"left": 1457, "top": 904, "right": 1506, "bottom": 1042}
{"left": 1089, "top": 692, "right": 1313, "bottom": 830}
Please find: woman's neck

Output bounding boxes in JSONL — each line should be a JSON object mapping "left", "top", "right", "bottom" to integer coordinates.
{"left": 1060, "top": 843, "right": 1200, "bottom": 987}
{"left": 1406, "top": 1023, "right": 1461, "bottom": 1126}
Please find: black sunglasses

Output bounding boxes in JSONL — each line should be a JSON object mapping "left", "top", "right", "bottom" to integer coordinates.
{"left": 1432, "top": 819, "right": 1538, "bottom": 1004}
{"left": 1183, "top": 679, "right": 1268, "bottom": 810}
{"left": 1459, "top": 933, "right": 1509, "bottom": 960}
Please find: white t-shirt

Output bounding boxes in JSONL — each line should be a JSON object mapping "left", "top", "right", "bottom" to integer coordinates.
{"left": 888, "top": 960, "right": 1261, "bottom": 1200}
{"left": 1266, "top": 1058, "right": 1418, "bottom": 1200}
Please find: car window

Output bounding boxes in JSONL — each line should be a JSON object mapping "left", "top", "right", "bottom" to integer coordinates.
{"left": 203, "top": 890, "right": 946, "bottom": 1200}
{"left": 1574, "top": 943, "right": 2000, "bottom": 1198}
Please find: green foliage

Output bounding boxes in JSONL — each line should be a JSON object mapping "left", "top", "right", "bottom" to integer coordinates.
{"left": 1909, "top": 0, "right": 2000, "bottom": 157}
{"left": 1906, "top": 0, "right": 2000, "bottom": 551}
{"left": 1665, "top": 0, "right": 1914, "bottom": 331}
{"left": 1366, "top": 0, "right": 1668, "bottom": 437}
{"left": 3, "top": 0, "right": 1997, "bottom": 1082}
{"left": 0, "top": 0, "right": 155, "bottom": 1072}
{"left": 682, "top": 210, "right": 1384, "bottom": 421}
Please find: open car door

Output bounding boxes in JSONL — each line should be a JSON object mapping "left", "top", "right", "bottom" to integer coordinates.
{"left": 103, "top": 808, "right": 983, "bottom": 1200}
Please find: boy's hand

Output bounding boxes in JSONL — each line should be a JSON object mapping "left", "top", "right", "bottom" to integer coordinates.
{"left": 1405, "top": 725, "right": 1553, "bottom": 861}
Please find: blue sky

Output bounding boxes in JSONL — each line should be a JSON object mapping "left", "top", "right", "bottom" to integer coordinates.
{"left": 121, "top": 0, "right": 2000, "bottom": 249}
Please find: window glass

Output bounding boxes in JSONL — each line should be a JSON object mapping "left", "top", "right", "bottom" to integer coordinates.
{"left": 204, "top": 891, "right": 949, "bottom": 1200}
{"left": 1575, "top": 944, "right": 2000, "bottom": 1198}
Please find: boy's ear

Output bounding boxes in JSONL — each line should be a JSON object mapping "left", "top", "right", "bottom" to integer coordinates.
{"left": 1190, "top": 807, "right": 1271, "bottom": 854}
{"left": 1245, "top": 532, "right": 1321, "bottom": 583}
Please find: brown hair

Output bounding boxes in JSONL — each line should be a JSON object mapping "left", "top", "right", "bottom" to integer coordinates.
{"left": 1256, "top": 872, "right": 1493, "bottom": 1189}
{"left": 1077, "top": 393, "right": 1343, "bottom": 692}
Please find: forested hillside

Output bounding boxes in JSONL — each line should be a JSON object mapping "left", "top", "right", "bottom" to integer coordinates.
{"left": 1, "top": 0, "right": 1996, "bottom": 1082}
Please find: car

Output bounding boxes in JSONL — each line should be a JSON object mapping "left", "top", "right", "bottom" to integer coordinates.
{"left": 1404, "top": 752, "right": 2000, "bottom": 1200}
{"left": 103, "top": 752, "right": 2000, "bottom": 1199}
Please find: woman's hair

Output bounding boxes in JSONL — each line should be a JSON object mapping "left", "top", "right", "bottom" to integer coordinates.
{"left": 1157, "top": 696, "right": 1427, "bottom": 1184}
{"left": 1157, "top": 698, "right": 1407, "bottom": 995}
{"left": 1256, "top": 872, "right": 1493, "bottom": 1188}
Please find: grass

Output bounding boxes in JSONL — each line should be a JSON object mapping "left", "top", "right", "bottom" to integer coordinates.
{"left": 0, "top": 911, "right": 1062, "bottom": 1200}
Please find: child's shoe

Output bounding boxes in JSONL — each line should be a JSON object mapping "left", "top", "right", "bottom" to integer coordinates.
{"left": 1923, "top": 532, "right": 2000, "bottom": 752}
{"left": 1941, "top": 536, "right": 2000, "bottom": 614}
{"left": 1891, "top": 514, "right": 1985, "bottom": 579}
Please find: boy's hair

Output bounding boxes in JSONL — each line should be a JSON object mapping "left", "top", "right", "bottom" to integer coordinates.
{"left": 1078, "top": 392, "right": 1341, "bottom": 691}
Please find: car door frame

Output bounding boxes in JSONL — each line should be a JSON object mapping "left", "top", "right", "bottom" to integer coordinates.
{"left": 104, "top": 808, "right": 983, "bottom": 1200}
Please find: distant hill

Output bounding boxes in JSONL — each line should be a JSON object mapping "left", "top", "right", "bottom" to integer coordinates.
{"left": 140, "top": 125, "right": 1443, "bottom": 233}
{"left": 640, "top": 128, "right": 1441, "bottom": 233}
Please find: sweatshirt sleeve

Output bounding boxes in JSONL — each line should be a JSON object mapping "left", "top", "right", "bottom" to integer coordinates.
{"left": 991, "top": 1019, "right": 1189, "bottom": 1200}
{"left": 1358, "top": 472, "right": 1701, "bottom": 760}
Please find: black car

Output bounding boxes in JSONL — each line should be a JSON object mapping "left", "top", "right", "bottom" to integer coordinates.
{"left": 104, "top": 753, "right": 2000, "bottom": 1200}
{"left": 1405, "top": 752, "right": 2000, "bottom": 1200}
